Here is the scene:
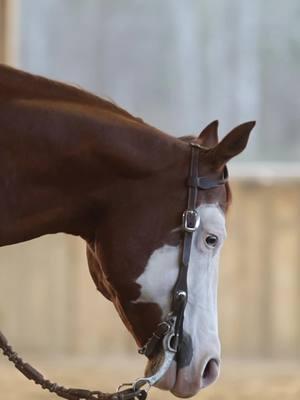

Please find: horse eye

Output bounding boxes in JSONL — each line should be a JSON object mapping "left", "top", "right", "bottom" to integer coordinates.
{"left": 205, "top": 234, "right": 218, "bottom": 248}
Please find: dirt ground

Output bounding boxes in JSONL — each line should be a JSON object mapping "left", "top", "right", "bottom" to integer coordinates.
{"left": 0, "top": 356, "right": 300, "bottom": 400}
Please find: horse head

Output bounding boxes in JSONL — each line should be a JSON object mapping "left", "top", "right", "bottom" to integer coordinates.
{"left": 87, "top": 120, "right": 255, "bottom": 397}
{"left": 0, "top": 65, "right": 255, "bottom": 399}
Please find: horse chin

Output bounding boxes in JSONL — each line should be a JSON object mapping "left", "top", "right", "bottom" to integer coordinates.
{"left": 145, "top": 353, "right": 177, "bottom": 391}
{"left": 145, "top": 354, "right": 202, "bottom": 398}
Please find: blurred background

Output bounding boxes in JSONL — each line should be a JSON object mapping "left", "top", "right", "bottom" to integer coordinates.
{"left": 0, "top": 1, "right": 300, "bottom": 399}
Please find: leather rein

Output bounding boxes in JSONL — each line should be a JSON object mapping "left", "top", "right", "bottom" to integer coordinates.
{"left": 0, "top": 143, "right": 228, "bottom": 400}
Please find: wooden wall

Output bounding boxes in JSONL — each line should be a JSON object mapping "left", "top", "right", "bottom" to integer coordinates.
{"left": 0, "top": 178, "right": 299, "bottom": 359}
{"left": 0, "top": 0, "right": 6, "bottom": 62}
{"left": 220, "top": 178, "right": 300, "bottom": 359}
{"left": 0, "top": 0, "right": 19, "bottom": 65}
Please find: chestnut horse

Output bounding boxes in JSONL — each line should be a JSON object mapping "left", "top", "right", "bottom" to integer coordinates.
{"left": 0, "top": 65, "right": 255, "bottom": 398}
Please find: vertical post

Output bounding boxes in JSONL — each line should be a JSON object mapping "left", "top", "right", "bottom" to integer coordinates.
{"left": 0, "top": 0, "right": 20, "bottom": 66}
{"left": 0, "top": 0, "right": 6, "bottom": 62}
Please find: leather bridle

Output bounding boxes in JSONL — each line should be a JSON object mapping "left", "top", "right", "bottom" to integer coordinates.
{"left": 131, "top": 143, "right": 228, "bottom": 391}
{"left": 0, "top": 143, "right": 228, "bottom": 400}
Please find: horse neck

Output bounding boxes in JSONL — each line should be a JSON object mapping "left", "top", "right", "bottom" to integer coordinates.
{"left": 0, "top": 98, "right": 187, "bottom": 246}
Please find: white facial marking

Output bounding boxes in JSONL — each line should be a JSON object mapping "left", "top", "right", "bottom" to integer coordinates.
{"left": 134, "top": 204, "right": 226, "bottom": 377}
{"left": 133, "top": 243, "right": 180, "bottom": 317}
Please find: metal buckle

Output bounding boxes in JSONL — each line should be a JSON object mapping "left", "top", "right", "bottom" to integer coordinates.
{"left": 115, "top": 383, "right": 148, "bottom": 400}
{"left": 190, "top": 142, "right": 206, "bottom": 149}
{"left": 182, "top": 209, "right": 200, "bottom": 232}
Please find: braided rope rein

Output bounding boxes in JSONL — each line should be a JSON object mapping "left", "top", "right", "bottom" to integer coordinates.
{"left": 0, "top": 331, "right": 146, "bottom": 400}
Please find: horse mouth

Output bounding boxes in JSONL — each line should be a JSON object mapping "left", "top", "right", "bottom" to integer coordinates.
{"left": 144, "top": 351, "right": 220, "bottom": 398}
{"left": 144, "top": 352, "right": 177, "bottom": 392}
{"left": 145, "top": 355, "right": 198, "bottom": 398}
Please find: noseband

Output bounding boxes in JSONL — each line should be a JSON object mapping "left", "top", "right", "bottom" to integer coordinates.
{"left": 0, "top": 143, "right": 228, "bottom": 400}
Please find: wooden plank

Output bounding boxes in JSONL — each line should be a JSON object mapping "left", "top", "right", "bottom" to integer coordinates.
{"left": 219, "top": 182, "right": 244, "bottom": 357}
{"left": 235, "top": 182, "right": 267, "bottom": 356}
{"left": 0, "top": 235, "right": 75, "bottom": 353}
{"left": 269, "top": 185, "right": 300, "bottom": 357}
{"left": 0, "top": 1, "right": 6, "bottom": 62}
{"left": 71, "top": 238, "right": 136, "bottom": 355}
{"left": 0, "top": 0, "right": 19, "bottom": 65}
{"left": 221, "top": 181, "right": 268, "bottom": 357}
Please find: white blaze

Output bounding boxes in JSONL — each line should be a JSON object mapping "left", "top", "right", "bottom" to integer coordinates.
{"left": 134, "top": 204, "right": 226, "bottom": 377}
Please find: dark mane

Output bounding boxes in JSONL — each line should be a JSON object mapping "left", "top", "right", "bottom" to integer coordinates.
{"left": 0, "top": 64, "right": 144, "bottom": 124}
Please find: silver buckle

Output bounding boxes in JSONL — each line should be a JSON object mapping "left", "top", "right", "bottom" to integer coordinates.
{"left": 182, "top": 209, "right": 200, "bottom": 232}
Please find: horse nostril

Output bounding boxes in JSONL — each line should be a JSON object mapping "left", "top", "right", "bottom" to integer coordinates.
{"left": 201, "top": 358, "right": 220, "bottom": 389}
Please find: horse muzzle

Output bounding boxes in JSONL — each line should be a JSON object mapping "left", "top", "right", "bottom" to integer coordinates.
{"left": 148, "top": 358, "right": 220, "bottom": 398}
{"left": 145, "top": 332, "right": 220, "bottom": 398}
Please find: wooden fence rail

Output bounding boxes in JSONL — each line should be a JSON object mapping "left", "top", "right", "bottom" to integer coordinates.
{"left": 0, "top": 178, "right": 299, "bottom": 359}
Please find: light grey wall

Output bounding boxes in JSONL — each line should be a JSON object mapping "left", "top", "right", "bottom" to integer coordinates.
{"left": 19, "top": 0, "right": 300, "bottom": 162}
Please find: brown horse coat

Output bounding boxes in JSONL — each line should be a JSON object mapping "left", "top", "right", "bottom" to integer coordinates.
{"left": 0, "top": 64, "right": 255, "bottom": 397}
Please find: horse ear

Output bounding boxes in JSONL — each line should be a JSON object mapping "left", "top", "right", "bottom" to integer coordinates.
{"left": 210, "top": 121, "right": 256, "bottom": 167}
{"left": 197, "top": 120, "right": 219, "bottom": 148}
